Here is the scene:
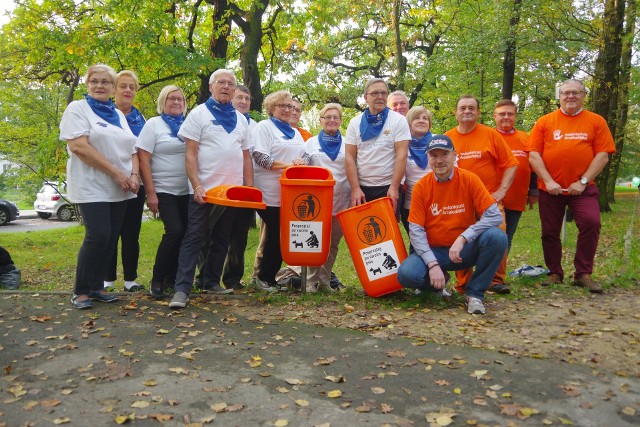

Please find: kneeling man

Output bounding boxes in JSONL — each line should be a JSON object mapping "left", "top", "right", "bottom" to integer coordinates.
{"left": 397, "top": 135, "right": 507, "bottom": 314}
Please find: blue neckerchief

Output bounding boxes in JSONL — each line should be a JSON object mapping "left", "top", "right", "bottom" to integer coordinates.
{"left": 243, "top": 112, "right": 251, "bottom": 124}
{"left": 318, "top": 130, "right": 342, "bottom": 161}
{"left": 269, "top": 117, "right": 295, "bottom": 140}
{"left": 359, "top": 107, "right": 389, "bottom": 141}
{"left": 409, "top": 131, "right": 432, "bottom": 170}
{"left": 161, "top": 113, "right": 185, "bottom": 142}
{"left": 125, "top": 106, "right": 146, "bottom": 136}
{"left": 204, "top": 97, "right": 237, "bottom": 133}
{"left": 83, "top": 94, "right": 121, "bottom": 128}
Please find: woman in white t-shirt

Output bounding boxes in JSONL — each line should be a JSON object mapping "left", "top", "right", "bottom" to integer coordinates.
{"left": 135, "top": 85, "right": 189, "bottom": 298}
{"left": 402, "top": 106, "right": 433, "bottom": 246}
{"left": 252, "top": 90, "right": 307, "bottom": 291}
{"left": 59, "top": 64, "right": 139, "bottom": 309}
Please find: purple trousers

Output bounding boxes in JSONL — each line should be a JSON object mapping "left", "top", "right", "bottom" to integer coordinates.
{"left": 538, "top": 185, "right": 601, "bottom": 280}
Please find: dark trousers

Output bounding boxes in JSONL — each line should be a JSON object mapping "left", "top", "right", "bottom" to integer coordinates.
{"left": 222, "top": 208, "right": 255, "bottom": 286}
{"left": 152, "top": 193, "right": 189, "bottom": 285}
{"left": 75, "top": 201, "right": 128, "bottom": 295}
{"left": 361, "top": 185, "right": 390, "bottom": 203}
{"left": 504, "top": 208, "right": 523, "bottom": 252}
{"left": 174, "top": 197, "right": 236, "bottom": 294}
{"left": 106, "top": 186, "right": 146, "bottom": 281}
{"left": 255, "top": 206, "right": 282, "bottom": 283}
{"left": 539, "top": 186, "right": 601, "bottom": 279}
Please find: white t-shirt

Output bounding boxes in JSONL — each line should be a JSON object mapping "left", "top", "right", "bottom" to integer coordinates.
{"left": 59, "top": 99, "right": 137, "bottom": 203}
{"left": 253, "top": 119, "right": 305, "bottom": 207}
{"left": 305, "top": 136, "right": 351, "bottom": 215}
{"left": 404, "top": 158, "right": 432, "bottom": 209}
{"left": 344, "top": 110, "right": 411, "bottom": 187}
{"left": 178, "top": 103, "right": 250, "bottom": 192}
{"left": 135, "top": 116, "right": 189, "bottom": 196}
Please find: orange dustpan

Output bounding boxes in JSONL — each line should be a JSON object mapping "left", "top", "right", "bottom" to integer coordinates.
{"left": 203, "top": 185, "right": 267, "bottom": 209}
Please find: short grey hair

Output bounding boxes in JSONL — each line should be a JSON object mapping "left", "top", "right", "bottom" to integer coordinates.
{"left": 363, "top": 78, "right": 388, "bottom": 95}
{"left": 84, "top": 64, "right": 117, "bottom": 85}
{"left": 209, "top": 69, "right": 237, "bottom": 85}
{"left": 388, "top": 90, "right": 409, "bottom": 102}
{"left": 560, "top": 79, "right": 587, "bottom": 92}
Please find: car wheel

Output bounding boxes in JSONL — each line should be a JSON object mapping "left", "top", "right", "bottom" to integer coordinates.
{"left": 57, "top": 205, "right": 75, "bottom": 221}
{"left": 0, "top": 208, "right": 9, "bottom": 226}
{"left": 37, "top": 212, "right": 52, "bottom": 219}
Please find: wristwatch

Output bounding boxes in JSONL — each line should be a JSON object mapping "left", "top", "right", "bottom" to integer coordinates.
{"left": 579, "top": 177, "right": 589, "bottom": 185}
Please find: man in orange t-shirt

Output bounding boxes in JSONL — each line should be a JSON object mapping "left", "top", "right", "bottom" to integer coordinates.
{"left": 529, "top": 79, "right": 615, "bottom": 293}
{"left": 397, "top": 135, "right": 508, "bottom": 315}
{"left": 493, "top": 99, "right": 538, "bottom": 251}
{"left": 445, "top": 95, "right": 518, "bottom": 294}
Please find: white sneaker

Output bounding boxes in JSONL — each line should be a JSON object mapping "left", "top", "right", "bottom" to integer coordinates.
{"left": 254, "top": 278, "right": 278, "bottom": 292}
{"left": 103, "top": 281, "right": 115, "bottom": 291}
{"left": 124, "top": 281, "right": 145, "bottom": 292}
{"left": 466, "top": 296, "right": 485, "bottom": 314}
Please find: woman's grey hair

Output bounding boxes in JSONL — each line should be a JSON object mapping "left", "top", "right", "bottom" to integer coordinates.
{"left": 84, "top": 64, "right": 117, "bottom": 85}
{"left": 406, "top": 106, "right": 433, "bottom": 127}
{"left": 116, "top": 70, "right": 140, "bottom": 90}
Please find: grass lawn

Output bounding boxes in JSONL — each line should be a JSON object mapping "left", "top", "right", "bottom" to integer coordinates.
{"left": 2, "top": 193, "right": 638, "bottom": 306}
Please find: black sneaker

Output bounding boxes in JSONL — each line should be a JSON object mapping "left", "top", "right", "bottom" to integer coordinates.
{"left": 225, "top": 282, "right": 245, "bottom": 290}
{"left": 329, "top": 272, "right": 346, "bottom": 291}
{"left": 150, "top": 280, "right": 164, "bottom": 299}
{"left": 201, "top": 284, "right": 233, "bottom": 295}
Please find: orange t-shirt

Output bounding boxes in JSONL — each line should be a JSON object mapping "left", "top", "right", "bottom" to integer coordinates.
{"left": 409, "top": 168, "right": 496, "bottom": 248}
{"left": 499, "top": 129, "right": 531, "bottom": 211}
{"left": 298, "top": 127, "right": 313, "bottom": 142}
{"left": 529, "top": 109, "right": 615, "bottom": 191}
{"left": 445, "top": 124, "right": 518, "bottom": 193}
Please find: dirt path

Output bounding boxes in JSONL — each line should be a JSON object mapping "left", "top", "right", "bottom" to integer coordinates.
{"left": 221, "top": 287, "right": 640, "bottom": 378}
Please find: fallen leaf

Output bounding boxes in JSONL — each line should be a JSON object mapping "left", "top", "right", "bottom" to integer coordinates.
{"left": 327, "top": 390, "right": 342, "bottom": 398}
{"left": 143, "top": 380, "right": 157, "bottom": 386}
{"left": 324, "top": 375, "right": 345, "bottom": 383}
{"left": 285, "top": 378, "right": 303, "bottom": 385}
{"left": 274, "top": 420, "right": 289, "bottom": 427}
{"left": 131, "top": 401, "right": 149, "bottom": 408}
{"left": 115, "top": 413, "right": 135, "bottom": 424}
{"left": 381, "top": 403, "right": 393, "bottom": 413}
{"left": 370, "top": 387, "right": 385, "bottom": 394}
{"left": 53, "top": 417, "right": 71, "bottom": 425}
{"left": 211, "top": 402, "right": 227, "bottom": 413}
{"left": 295, "top": 399, "right": 309, "bottom": 407}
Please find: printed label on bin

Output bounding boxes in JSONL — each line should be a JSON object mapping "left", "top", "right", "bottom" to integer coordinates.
{"left": 289, "top": 221, "right": 323, "bottom": 252}
{"left": 360, "top": 241, "right": 400, "bottom": 281}
{"left": 291, "top": 193, "right": 321, "bottom": 221}
{"left": 356, "top": 215, "right": 386, "bottom": 245}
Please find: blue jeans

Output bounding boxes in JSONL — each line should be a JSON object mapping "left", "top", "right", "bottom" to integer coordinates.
{"left": 397, "top": 227, "right": 507, "bottom": 300}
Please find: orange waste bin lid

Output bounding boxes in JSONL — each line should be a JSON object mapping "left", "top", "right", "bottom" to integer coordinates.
{"left": 203, "top": 185, "right": 267, "bottom": 209}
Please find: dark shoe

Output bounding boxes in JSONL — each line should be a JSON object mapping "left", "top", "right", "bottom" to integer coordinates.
{"left": 89, "top": 291, "right": 119, "bottom": 303}
{"left": 201, "top": 284, "right": 233, "bottom": 295}
{"left": 541, "top": 273, "right": 563, "bottom": 287}
{"left": 329, "top": 272, "right": 346, "bottom": 291}
{"left": 254, "top": 278, "right": 278, "bottom": 292}
{"left": 225, "top": 282, "right": 245, "bottom": 290}
{"left": 490, "top": 283, "right": 511, "bottom": 294}
{"left": 71, "top": 295, "right": 93, "bottom": 309}
{"left": 278, "top": 276, "right": 301, "bottom": 291}
{"left": 573, "top": 274, "right": 603, "bottom": 294}
{"left": 150, "top": 280, "right": 164, "bottom": 299}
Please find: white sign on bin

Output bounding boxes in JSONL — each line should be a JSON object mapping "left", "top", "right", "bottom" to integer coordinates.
{"left": 289, "top": 221, "right": 323, "bottom": 252}
{"left": 360, "top": 240, "right": 400, "bottom": 281}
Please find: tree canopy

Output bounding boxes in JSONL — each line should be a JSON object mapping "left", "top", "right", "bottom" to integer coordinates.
{"left": 0, "top": 0, "right": 638, "bottom": 198}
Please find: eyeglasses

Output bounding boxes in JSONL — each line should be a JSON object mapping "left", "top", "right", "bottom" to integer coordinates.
{"left": 560, "top": 90, "right": 585, "bottom": 97}
{"left": 167, "top": 96, "right": 185, "bottom": 103}
{"left": 321, "top": 115, "right": 341, "bottom": 121}
{"left": 88, "top": 80, "right": 113, "bottom": 87}
{"left": 214, "top": 80, "right": 237, "bottom": 88}
{"left": 292, "top": 108, "right": 302, "bottom": 113}
{"left": 366, "top": 91, "right": 389, "bottom": 98}
{"left": 276, "top": 104, "right": 295, "bottom": 110}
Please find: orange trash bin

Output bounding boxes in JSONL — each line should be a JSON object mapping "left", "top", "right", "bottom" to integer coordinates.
{"left": 337, "top": 197, "right": 408, "bottom": 297}
{"left": 203, "top": 185, "right": 267, "bottom": 210}
{"left": 280, "top": 166, "right": 335, "bottom": 267}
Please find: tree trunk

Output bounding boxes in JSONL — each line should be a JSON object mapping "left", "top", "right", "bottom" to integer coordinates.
{"left": 591, "top": 0, "right": 625, "bottom": 212}
{"left": 501, "top": 0, "right": 522, "bottom": 100}
{"left": 239, "top": 4, "right": 267, "bottom": 113}
{"left": 605, "top": 0, "right": 636, "bottom": 203}
{"left": 391, "top": 0, "right": 406, "bottom": 91}
{"left": 198, "top": 0, "right": 232, "bottom": 103}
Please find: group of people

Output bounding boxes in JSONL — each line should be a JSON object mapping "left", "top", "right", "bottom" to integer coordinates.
{"left": 60, "top": 65, "right": 615, "bottom": 314}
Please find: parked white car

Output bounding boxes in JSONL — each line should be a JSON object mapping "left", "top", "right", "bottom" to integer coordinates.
{"left": 33, "top": 183, "right": 75, "bottom": 221}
